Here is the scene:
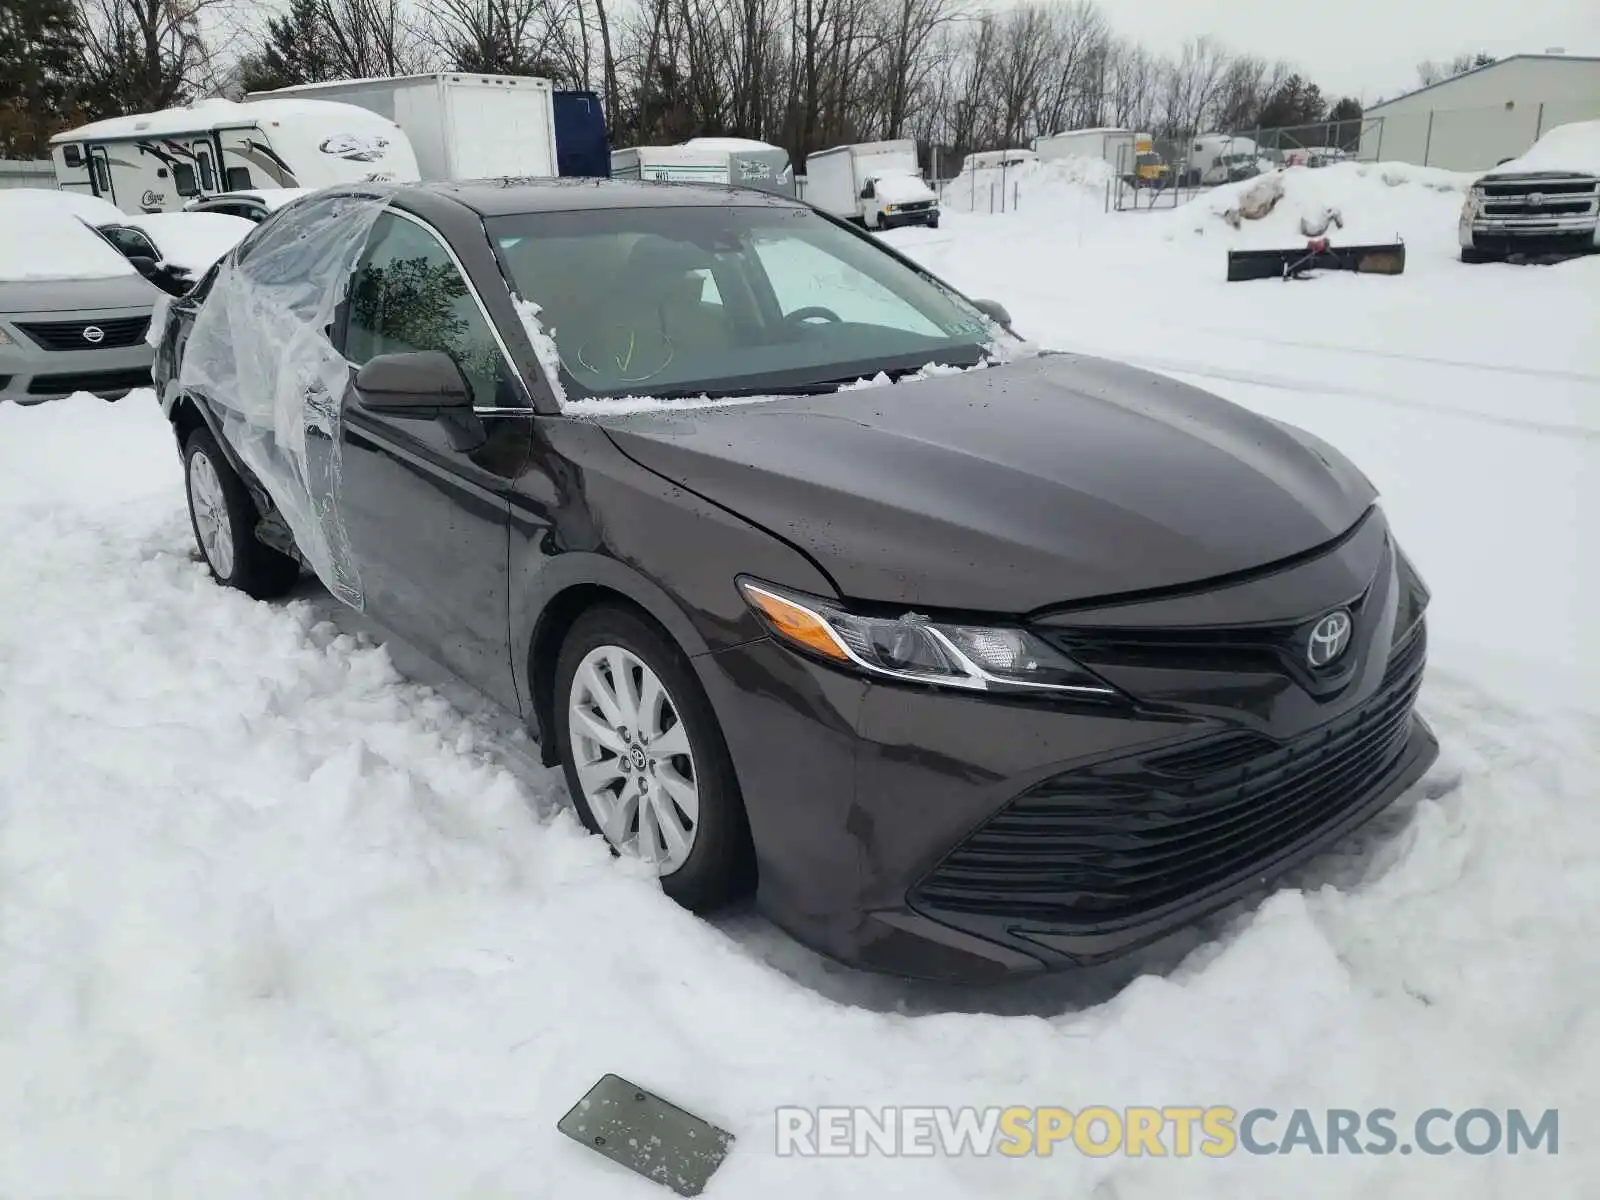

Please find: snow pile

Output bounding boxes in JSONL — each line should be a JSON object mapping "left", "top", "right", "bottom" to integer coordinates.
{"left": 1172, "top": 161, "right": 1474, "bottom": 249}
{"left": 940, "top": 155, "right": 1111, "bottom": 213}
{"left": 0, "top": 202, "right": 136, "bottom": 281}
{"left": 1488, "top": 118, "right": 1600, "bottom": 177}
{"left": 121, "top": 212, "right": 255, "bottom": 274}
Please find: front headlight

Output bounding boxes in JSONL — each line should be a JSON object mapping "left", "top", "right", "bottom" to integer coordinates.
{"left": 737, "top": 579, "right": 1120, "bottom": 698}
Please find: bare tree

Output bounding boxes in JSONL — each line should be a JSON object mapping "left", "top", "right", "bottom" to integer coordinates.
{"left": 76, "top": 0, "right": 232, "bottom": 113}
{"left": 319, "top": 0, "right": 427, "bottom": 78}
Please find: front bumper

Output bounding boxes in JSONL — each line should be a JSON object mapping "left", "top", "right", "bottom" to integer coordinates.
{"left": 696, "top": 510, "right": 1440, "bottom": 982}
{"left": 881, "top": 208, "right": 939, "bottom": 229}
{"left": 1, "top": 313, "right": 154, "bottom": 403}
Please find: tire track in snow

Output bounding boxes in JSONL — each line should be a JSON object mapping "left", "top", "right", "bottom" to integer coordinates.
{"left": 1086, "top": 351, "right": 1600, "bottom": 444}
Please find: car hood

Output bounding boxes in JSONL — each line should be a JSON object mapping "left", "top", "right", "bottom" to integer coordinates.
{"left": 600, "top": 353, "right": 1377, "bottom": 613}
{"left": 0, "top": 273, "right": 159, "bottom": 315}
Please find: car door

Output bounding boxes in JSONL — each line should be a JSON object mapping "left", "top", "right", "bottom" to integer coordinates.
{"left": 334, "top": 208, "right": 535, "bottom": 711}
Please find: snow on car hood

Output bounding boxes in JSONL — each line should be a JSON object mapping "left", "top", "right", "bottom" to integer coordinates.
{"left": 872, "top": 172, "right": 936, "bottom": 203}
{"left": 602, "top": 352, "right": 1377, "bottom": 613}
{"left": 1484, "top": 120, "right": 1600, "bottom": 177}
{"left": 123, "top": 212, "right": 255, "bottom": 274}
{"left": 0, "top": 205, "right": 136, "bottom": 282}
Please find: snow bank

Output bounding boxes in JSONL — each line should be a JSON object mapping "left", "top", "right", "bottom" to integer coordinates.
{"left": 940, "top": 156, "right": 1112, "bottom": 213}
{"left": 1488, "top": 118, "right": 1600, "bottom": 177}
{"left": 1170, "top": 161, "right": 1474, "bottom": 248}
{"left": 0, "top": 203, "right": 136, "bottom": 281}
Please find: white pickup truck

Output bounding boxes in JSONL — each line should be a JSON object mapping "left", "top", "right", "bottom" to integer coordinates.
{"left": 1459, "top": 119, "right": 1600, "bottom": 263}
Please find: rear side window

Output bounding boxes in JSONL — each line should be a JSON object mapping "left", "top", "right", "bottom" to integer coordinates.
{"left": 343, "top": 212, "right": 520, "bottom": 409}
{"left": 173, "top": 162, "right": 198, "bottom": 197}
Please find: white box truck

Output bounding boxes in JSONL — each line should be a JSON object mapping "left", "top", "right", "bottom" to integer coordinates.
{"left": 610, "top": 145, "right": 735, "bottom": 183}
{"left": 804, "top": 139, "right": 938, "bottom": 229}
{"left": 248, "top": 73, "right": 559, "bottom": 181}
{"left": 1032, "top": 127, "right": 1134, "bottom": 168}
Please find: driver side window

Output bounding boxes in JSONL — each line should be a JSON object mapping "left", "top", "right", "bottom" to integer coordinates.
{"left": 345, "top": 212, "right": 522, "bottom": 409}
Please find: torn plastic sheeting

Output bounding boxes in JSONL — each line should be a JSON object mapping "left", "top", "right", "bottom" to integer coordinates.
{"left": 177, "top": 189, "right": 393, "bottom": 610}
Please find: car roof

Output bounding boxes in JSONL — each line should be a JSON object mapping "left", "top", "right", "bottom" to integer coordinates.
{"left": 387, "top": 177, "right": 803, "bottom": 218}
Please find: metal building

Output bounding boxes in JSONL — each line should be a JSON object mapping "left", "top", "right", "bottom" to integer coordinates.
{"left": 1359, "top": 54, "right": 1600, "bottom": 171}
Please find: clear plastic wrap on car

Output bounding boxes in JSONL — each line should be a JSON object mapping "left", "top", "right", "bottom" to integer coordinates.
{"left": 176, "top": 190, "right": 393, "bottom": 609}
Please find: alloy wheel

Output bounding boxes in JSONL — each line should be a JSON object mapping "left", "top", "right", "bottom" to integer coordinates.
{"left": 567, "top": 644, "right": 700, "bottom": 873}
{"left": 188, "top": 448, "right": 235, "bottom": 579}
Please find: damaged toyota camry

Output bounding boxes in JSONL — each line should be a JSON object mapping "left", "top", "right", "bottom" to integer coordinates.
{"left": 152, "top": 179, "right": 1438, "bottom": 982}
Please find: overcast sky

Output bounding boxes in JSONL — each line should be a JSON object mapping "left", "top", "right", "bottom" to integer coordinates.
{"left": 1089, "top": 0, "right": 1597, "bottom": 101}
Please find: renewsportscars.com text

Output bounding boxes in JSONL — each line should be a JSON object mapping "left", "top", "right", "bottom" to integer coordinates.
{"left": 775, "top": 1105, "right": 1559, "bottom": 1158}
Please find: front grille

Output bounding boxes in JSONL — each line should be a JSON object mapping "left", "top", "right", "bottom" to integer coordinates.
{"left": 912, "top": 619, "right": 1427, "bottom": 928}
{"left": 15, "top": 316, "right": 150, "bottom": 351}
{"left": 1043, "top": 581, "right": 1374, "bottom": 694}
{"left": 895, "top": 201, "right": 934, "bottom": 213}
{"left": 27, "top": 367, "right": 152, "bottom": 396}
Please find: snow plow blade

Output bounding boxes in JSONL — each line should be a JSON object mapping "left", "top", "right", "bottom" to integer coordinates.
{"left": 1227, "top": 240, "right": 1406, "bottom": 281}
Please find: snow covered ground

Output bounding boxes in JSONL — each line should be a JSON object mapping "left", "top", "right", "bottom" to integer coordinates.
{"left": 1, "top": 165, "right": 1597, "bottom": 1197}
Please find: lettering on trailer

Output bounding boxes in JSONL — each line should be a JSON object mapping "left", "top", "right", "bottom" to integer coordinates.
{"left": 319, "top": 133, "right": 390, "bottom": 162}
{"left": 141, "top": 189, "right": 166, "bottom": 208}
{"left": 737, "top": 158, "right": 773, "bottom": 181}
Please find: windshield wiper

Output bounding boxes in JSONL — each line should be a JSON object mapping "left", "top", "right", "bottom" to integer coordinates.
{"left": 624, "top": 359, "right": 988, "bottom": 403}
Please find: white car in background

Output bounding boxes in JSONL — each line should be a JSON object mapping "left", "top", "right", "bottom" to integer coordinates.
{"left": 0, "top": 192, "right": 163, "bottom": 404}
{"left": 184, "top": 188, "right": 313, "bottom": 223}
{"left": 98, "top": 211, "right": 256, "bottom": 276}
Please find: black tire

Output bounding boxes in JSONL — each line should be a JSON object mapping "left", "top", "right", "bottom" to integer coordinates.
{"left": 553, "top": 604, "right": 753, "bottom": 912}
{"left": 182, "top": 424, "right": 301, "bottom": 599}
{"left": 927, "top": 214, "right": 940, "bottom": 229}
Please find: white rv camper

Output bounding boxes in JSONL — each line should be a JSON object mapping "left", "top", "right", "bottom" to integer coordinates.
{"left": 249, "top": 74, "right": 560, "bottom": 181}
{"left": 50, "top": 98, "right": 420, "bottom": 215}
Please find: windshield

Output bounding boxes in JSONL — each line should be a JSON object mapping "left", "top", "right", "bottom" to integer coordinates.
{"left": 487, "top": 205, "right": 1002, "bottom": 400}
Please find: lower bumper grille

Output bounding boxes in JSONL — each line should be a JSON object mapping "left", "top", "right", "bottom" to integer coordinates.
{"left": 27, "top": 367, "right": 152, "bottom": 396}
{"left": 913, "top": 620, "right": 1427, "bottom": 928}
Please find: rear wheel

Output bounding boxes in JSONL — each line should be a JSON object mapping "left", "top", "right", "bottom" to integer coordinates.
{"left": 553, "top": 605, "right": 751, "bottom": 911}
{"left": 183, "top": 425, "right": 301, "bottom": 599}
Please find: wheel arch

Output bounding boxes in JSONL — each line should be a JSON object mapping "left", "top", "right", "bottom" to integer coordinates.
{"left": 519, "top": 554, "right": 717, "bottom": 767}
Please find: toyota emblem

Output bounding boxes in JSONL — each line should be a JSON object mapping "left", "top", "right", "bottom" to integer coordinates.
{"left": 81, "top": 325, "right": 105, "bottom": 344}
{"left": 1306, "top": 609, "right": 1353, "bottom": 668}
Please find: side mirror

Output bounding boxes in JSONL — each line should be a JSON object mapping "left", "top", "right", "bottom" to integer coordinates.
{"left": 354, "top": 350, "right": 474, "bottom": 417}
{"left": 971, "top": 298, "right": 1012, "bottom": 328}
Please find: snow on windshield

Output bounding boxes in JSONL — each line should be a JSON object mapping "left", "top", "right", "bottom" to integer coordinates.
{"left": 0, "top": 200, "right": 134, "bottom": 281}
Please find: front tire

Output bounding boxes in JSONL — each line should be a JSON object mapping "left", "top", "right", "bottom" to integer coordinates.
{"left": 553, "top": 604, "right": 752, "bottom": 911}
{"left": 183, "top": 425, "right": 300, "bottom": 599}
